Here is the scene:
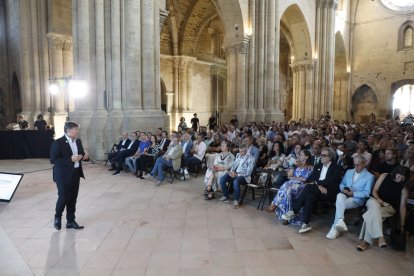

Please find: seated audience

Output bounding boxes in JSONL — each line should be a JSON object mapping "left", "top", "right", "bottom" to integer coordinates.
{"left": 282, "top": 149, "right": 342, "bottom": 233}
{"left": 256, "top": 136, "right": 269, "bottom": 168}
{"left": 34, "top": 114, "right": 47, "bottom": 130}
{"left": 146, "top": 134, "right": 183, "bottom": 186}
{"left": 371, "top": 147, "right": 399, "bottom": 178}
{"left": 357, "top": 166, "right": 410, "bottom": 251}
{"left": 283, "top": 144, "right": 302, "bottom": 168}
{"left": 203, "top": 141, "right": 235, "bottom": 200}
{"left": 111, "top": 132, "right": 140, "bottom": 175}
{"left": 182, "top": 134, "right": 207, "bottom": 178}
{"left": 218, "top": 143, "right": 255, "bottom": 209}
{"left": 18, "top": 115, "right": 29, "bottom": 130}
{"left": 107, "top": 132, "right": 131, "bottom": 167}
{"left": 266, "top": 150, "right": 313, "bottom": 226}
{"left": 326, "top": 156, "right": 375, "bottom": 239}
{"left": 125, "top": 132, "right": 150, "bottom": 173}
{"left": 351, "top": 140, "right": 372, "bottom": 168}
{"left": 205, "top": 133, "right": 222, "bottom": 168}
{"left": 136, "top": 135, "right": 162, "bottom": 178}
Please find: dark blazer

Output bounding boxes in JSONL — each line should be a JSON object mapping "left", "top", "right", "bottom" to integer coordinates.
{"left": 181, "top": 140, "right": 194, "bottom": 158}
{"left": 307, "top": 162, "right": 343, "bottom": 202}
{"left": 116, "top": 138, "right": 131, "bottom": 151}
{"left": 50, "top": 136, "right": 85, "bottom": 185}
{"left": 124, "top": 139, "right": 140, "bottom": 155}
{"left": 160, "top": 138, "right": 171, "bottom": 152}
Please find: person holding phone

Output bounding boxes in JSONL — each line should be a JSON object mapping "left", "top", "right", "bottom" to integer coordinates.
{"left": 50, "top": 121, "right": 89, "bottom": 230}
{"left": 326, "top": 156, "right": 375, "bottom": 239}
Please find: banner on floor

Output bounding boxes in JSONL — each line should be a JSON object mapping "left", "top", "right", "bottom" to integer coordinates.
{"left": 0, "top": 172, "right": 23, "bottom": 203}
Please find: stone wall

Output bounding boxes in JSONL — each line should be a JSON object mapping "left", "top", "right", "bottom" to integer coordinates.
{"left": 351, "top": 0, "right": 414, "bottom": 119}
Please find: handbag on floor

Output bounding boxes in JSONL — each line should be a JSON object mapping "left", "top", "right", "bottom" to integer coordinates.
{"left": 390, "top": 228, "right": 406, "bottom": 251}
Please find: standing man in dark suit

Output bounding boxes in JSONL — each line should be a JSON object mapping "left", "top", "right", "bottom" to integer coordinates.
{"left": 282, "top": 148, "right": 343, "bottom": 233}
{"left": 50, "top": 121, "right": 88, "bottom": 230}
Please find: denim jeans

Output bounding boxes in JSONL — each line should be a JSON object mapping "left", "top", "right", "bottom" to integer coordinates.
{"left": 219, "top": 173, "right": 247, "bottom": 201}
{"left": 150, "top": 157, "right": 173, "bottom": 182}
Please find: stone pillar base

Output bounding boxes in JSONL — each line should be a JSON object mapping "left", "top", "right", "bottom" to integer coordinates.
{"left": 70, "top": 109, "right": 168, "bottom": 160}
{"left": 264, "top": 111, "right": 284, "bottom": 123}
{"left": 221, "top": 109, "right": 247, "bottom": 127}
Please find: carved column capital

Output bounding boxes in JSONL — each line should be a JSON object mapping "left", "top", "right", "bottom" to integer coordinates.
{"left": 225, "top": 45, "right": 236, "bottom": 57}
{"left": 47, "top": 34, "right": 64, "bottom": 51}
{"left": 236, "top": 39, "right": 249, "bottom": 54}
{"left": 159, "top": 9, "right": 169, "bottom": 30}
{"left": 63, "top": 39, "right": 73, "bottom": 51}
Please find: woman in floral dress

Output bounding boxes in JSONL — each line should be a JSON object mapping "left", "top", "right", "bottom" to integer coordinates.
{"left": 267, "top": 150, "right": 313, "bottom": 225}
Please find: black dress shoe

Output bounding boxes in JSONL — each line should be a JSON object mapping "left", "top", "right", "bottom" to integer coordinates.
{"left": 54, "top": 218, "right": 61, "bottom": 230}
{"left": 108, "top": 167, "right": 116, "bottom": 171}
{"left": 66, "top": 221, "right": 84, "bottom": 229}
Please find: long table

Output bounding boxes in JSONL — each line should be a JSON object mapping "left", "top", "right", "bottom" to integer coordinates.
{"left": 0, "top": 130, "right": 54, "bottom": 159}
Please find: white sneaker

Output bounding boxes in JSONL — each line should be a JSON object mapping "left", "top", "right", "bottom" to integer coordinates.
{"left": 335, "top": 218, "right": 348, "bottom": 232}
{"left": 298, "top": 223, "right": 312, "bottom": 234}
{"left": 233, "top": 200, "right": 239, "bottom": 209}
{"left": 326, "top": 228, "right": 339, "bottom": 239}
{"left": 282, "top": 210, "right": 296, "bottom": 220}
{"left": 218, "top": 196, "right": 229, "bottom": 203}
{"left": 184, "top": 168, "right": 189, "bottom": 175}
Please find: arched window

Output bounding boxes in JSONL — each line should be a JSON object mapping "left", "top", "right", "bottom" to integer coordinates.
{"left": 398, "top": 21, "right": 414, "bottom": 51}
{"left": 404, "top": 26, "right": 413, "bottom": 47}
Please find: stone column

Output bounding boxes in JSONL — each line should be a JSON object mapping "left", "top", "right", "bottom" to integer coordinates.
{"left": 187, "top": 60, "right": 194, "bottom": 111}
{"left": 265, "top": 0, "right": 276, "bottom": 121}
{"left": 246, "top": 0, "right": 256, "bottom": 122}
{"left": 291, "top": 60, "right": 315, "bottom": 120}
{"left": 47, "top": 34, "right": 64, "bottom": 114}
{"left": 141, "top": 0, "right": 156, "bottom": 110}
{"left": 172, "top": 56, "right": 179, "bottom": 113}
{"left": 123, "top": 0, "right": 142, "bottom": 109}
{"left": 95, "top": 0, "right": 106, "bottom": 111}
{"left": 63, "top": 39, "right": 73, "bottom": 112}
{"left": 111, "top": 0, "right": 122, "bottom": 110}
{"left": 221, "top": 45, "right": 237, "bottom": 124}
{"left": 314, "top": 0, "right": 337, "bottom": 117}
{"left": 179, "top": 58, "right": 188, "bottom": 112}
{"left": 256, "top": 0, "right": 266, "bottom": 121}
{"left": 236, "top": 38, "right": 248, "bottom": 121}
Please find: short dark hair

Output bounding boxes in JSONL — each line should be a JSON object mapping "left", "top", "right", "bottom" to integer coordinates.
{"left": 37, "top": 114, "right": 43, "bottom": 120}
{"left": 64, "top": 121, "right": 79, "bottom": 134}
{"left": 390, "top": 165, "right": 410, "bottom": 188}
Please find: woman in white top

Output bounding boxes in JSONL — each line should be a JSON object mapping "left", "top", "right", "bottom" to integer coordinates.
{"left": 203, "top": 141, "right": 235, "bottom": 200}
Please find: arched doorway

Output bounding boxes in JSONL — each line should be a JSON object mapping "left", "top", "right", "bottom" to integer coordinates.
{"left": 333, "top": 31, "right": 348, "bottom": 120}
{"left": 11, "top": 72, "right": 21, "bottom": 120}
{"left": 352, "top": 84, "right": 377, "bottom": 123}
{"left": 392, "top": 84, "right": 414, "bottom": 119}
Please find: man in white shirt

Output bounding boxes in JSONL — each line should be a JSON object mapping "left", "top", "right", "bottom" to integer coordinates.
{"left": 282, "top": 149, "right": 343, "bottom": 233}
{"left": 182, "top": 134, "right": 207, "bottom": 177}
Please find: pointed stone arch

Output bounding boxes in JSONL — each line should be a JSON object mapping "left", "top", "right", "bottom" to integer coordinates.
{"left": 352, "top": 84, "right": 377, "bottom": 123}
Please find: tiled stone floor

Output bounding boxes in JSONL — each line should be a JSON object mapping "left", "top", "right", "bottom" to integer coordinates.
{"left": 0, "top": 159, "right": 413, "bottom": 276}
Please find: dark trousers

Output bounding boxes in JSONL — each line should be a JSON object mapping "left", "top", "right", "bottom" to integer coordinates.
{"left": 184, "top": 156, "right": 202, "bottom": 169}
{"left": 115, "top": 150, "right": 134, "bottom": 170}
{"left": 292, "top": 184, "right": 329, "bottom": 224}
{"left": 135, "top": 155, "right": 155, "bottom": 174}
{"left": 55, "top": 168, "right": 80, "bottom": 222}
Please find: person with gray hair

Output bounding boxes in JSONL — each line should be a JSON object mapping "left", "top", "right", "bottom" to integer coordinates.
{"left": 282, "top": 148, "right": 343, "bottom": 233}
{"left": 326, "top": 155, "right": 375, "bottom": 239}
{"left": 218, "top": 143, "right": 255, "bottom": 209}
